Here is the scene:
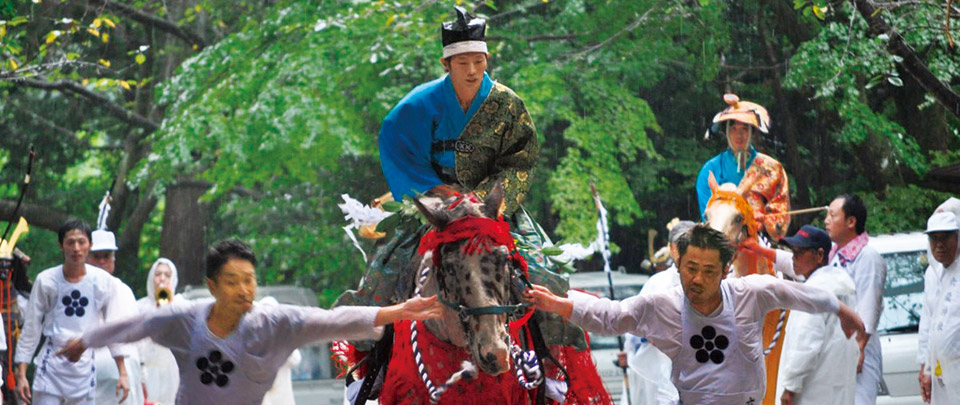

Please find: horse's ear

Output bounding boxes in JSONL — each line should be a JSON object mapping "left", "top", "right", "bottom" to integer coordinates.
{"left": 708, "top": 171, "right": 720, "bottom": 193}
{"left": 482, "top": 182, "right": 505, "bottom": 219}
{"left": 414, "top": 196, "right": 449, "bottom": 229}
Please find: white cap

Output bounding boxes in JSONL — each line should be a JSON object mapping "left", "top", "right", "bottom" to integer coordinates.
{"left": 925, "top": 211, "right": 960, "bottom": 234}
{"left": 90, "top": 229, "right": 119, "bottom": 251}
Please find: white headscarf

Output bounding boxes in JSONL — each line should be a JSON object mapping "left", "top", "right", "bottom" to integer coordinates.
{"left": 145, "top": 258, "right": 179, "bottom": 306}
{"left": 936, "top": 197, "right": 960, "bottom": 220}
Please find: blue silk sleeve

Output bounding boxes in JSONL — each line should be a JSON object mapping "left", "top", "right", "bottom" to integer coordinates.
{"left": 379, "top": 101, "right": 442, "bottom": 201}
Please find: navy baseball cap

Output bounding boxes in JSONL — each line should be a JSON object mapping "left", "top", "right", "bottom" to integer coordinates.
{"left": 784, "top": 225, "right": 831, "bottom": 253}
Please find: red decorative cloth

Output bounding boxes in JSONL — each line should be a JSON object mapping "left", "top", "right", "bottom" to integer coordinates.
{"left": 378, "top": 321, "right": 612, "bottom": 405}
{"left": 379, "top": 320, "right": 529, "bottom": 405}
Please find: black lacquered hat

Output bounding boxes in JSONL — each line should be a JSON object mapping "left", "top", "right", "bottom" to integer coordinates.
{"left": 441, "top": 6, "right": 487, "bottom": 58}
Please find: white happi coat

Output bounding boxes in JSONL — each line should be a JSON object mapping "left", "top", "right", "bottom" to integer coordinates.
{"left": 775, "top": 265, "right": 858, "bottom": 404}
{"left": 15, "top": 265, "right": 130, "bottom": 400}
{"left": 918, "top": 248, "right": 960, "bottom": 404}
{"left": 569, "top": 274, "right": 840, "bottom": 404}
{"left": 82, "top": 299, "right": 383, "bottom": 405}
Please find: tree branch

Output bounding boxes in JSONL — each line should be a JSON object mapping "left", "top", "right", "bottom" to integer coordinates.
{"left": 0, "top": 201, "right": 72, "bottom": 232}
{"left": 854, "top": 0, "right": 960, "bottom": 119}
{"left": 10, "top": 104, "right": 87, "bottom": 146}
{"left": 486, "top": 34, "right": 578, "bottom": 42}
{"left": 487, "top": 1, "right": 552, "bottom": 24}
{"left": 567, "top": 8, "right": 655, "bottom": 60}
{"left": 875, "top": 0, "right": 925, "bottom": 8}
{"left": 86, "top": 0, "right": 205, "bottom": 49}
{"left": 13, "top": 78, "right": 160, "bottom": 131}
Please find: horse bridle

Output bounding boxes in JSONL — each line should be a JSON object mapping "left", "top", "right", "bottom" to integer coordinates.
{"left": 432, "top": 246, "right": 531, "bottom": 324}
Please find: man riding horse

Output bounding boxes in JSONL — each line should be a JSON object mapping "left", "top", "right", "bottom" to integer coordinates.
{"left": 335, "top": 7, "right": 607, "bottom": 404}
{"left": 696, "top": 94, "right": 791, "bottom": 241}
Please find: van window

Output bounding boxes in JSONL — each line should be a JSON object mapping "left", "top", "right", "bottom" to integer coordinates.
{"left": 877, "top": 250, "right": 927, "bottom": 334}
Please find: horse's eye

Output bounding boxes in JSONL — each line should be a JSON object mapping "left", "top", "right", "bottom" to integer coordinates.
{"left": 735, "top": 214, "right": 743, "bottom": 223}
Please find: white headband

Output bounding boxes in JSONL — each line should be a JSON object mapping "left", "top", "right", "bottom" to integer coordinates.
{"left": 442, "top": 41, "right": 488, "bottom": 59}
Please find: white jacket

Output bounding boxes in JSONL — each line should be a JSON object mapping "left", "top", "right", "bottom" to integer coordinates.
{"left": 775, "top": 265, "right": 859, "bottom": 405}
{"left": 918, "top": 248, "right": 960, "bottom": 404}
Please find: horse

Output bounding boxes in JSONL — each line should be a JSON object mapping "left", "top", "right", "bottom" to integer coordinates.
{"left": 366, "top": 184, "right": 607, "bottom": 404}
{"left": 703, "top": 171, "right": 788, "bottom": 405}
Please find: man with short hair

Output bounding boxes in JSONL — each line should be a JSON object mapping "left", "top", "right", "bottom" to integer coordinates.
{"left": 15, "top": 219, "right": 132, "bottom": 405}
{"left": 824, "top": 194, "right": 887, "bottom": 404}
{"left": 775, "top": 225, "right": 859, "bottom": 405}
{"left": 526, "top": 225, "right": 866, "bottom": 403}
{"left": 59, "top": 239, "right": 442, "bottom": 404}
{"left": 86, "top": 228, "right": 144, "bottom": 405}
{"left": 916, "top": 211, "right": 960, "bottom": 404}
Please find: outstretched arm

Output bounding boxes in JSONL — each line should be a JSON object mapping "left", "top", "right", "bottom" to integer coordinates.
{"left": 59, "top": 303, "right": 191, "bottom": 362}
{"left": 747, "top": 275, "right": 865, "bottom": 343}
{"left": 523, "top": 284, "right": 574, "bottom": 319}
{"left": 525, "top": 284, "right": 660, "bottom": 337}
{"left": 374, "top": 295, "right": 443, "bottom": 326}
{"left": 58, "top": 314, "right": 156, "bottom": 362}
{"left": 291, "top": 295, "right": 443, "bottom": 348}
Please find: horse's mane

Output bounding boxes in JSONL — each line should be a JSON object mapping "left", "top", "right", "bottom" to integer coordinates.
{"left": 428, "top": 184, "right": 466, "bottom": 199}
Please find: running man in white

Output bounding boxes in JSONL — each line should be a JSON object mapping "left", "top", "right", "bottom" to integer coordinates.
{"left": 58, "top": 239, "right": 442, "bottom": 405}
{"left": 526, "top": 224, "right": 867, "bottom": 404}
{"left": 15, "top": 219, "right": 133, "bottom": 405}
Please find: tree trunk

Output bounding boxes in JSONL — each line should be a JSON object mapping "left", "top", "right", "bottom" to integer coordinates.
{"left": 160, "top": 180, "right": 209, "bottom": 289}
{"left": 853, "top": 0, "right": 960, "bottom": 119}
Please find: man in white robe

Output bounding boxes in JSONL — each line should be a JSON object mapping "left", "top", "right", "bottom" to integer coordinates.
{"left": 527, "top": 224, "right": 867, "bottom": 404}
{"left": 775, "top": 225, "right": 858, "bottom": 405}
{"left": 917, "top": 211, "right": 960, "bottom": 404}
{"left": 15, "top": 220, "right": 132, "bottom": 405}
{"left": 58, "top": 239, "right": 442, "bottom": 405}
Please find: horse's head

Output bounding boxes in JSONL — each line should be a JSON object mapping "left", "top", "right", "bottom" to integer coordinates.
{"left": 413, "top": 185, "right": 520, "bottom": 375}
{"left": 704, "top": 171, "right": 758, "bottom": 249}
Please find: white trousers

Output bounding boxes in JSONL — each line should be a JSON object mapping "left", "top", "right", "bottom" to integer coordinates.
{"left": 854, "top": 344, "right": 882, "bottom": 405}
{"left": 32, "top": 391, "right": 95, "bottom": 405}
